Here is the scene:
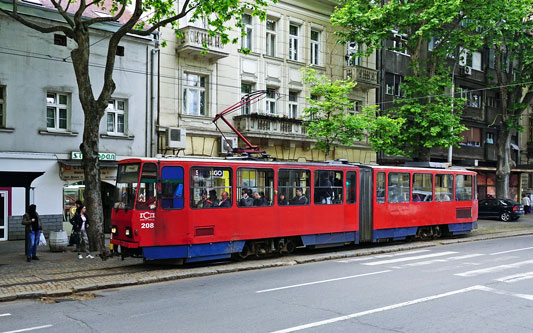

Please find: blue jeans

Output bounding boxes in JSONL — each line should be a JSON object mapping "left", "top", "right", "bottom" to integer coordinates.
{"left": 27, "top": 230, "right": 40, "bottom": 258}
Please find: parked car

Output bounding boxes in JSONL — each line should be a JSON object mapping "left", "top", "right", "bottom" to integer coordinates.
{"left": 478, "top": 198, "right": 524, "bottom": 222}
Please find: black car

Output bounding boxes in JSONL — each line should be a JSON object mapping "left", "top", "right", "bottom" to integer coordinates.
{"left": 478, "top": 198, "right": 525, "bottom": 222}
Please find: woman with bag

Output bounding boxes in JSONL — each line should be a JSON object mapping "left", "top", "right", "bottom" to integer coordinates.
{"left": 70, "top": 205, "right": 95, "bottom": 259}
{"left": 21, "top": 204, "right": 42, "bottom": 262}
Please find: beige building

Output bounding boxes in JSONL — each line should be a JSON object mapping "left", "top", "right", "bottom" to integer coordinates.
{"left": 158, "top": 0, "right": 378, "bottom": 163}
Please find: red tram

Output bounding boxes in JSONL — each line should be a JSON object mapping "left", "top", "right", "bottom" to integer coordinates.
{"left": 110, "top": 157, "right": 478, "bottom": 262}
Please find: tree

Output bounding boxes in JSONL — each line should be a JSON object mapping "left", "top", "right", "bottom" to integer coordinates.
{"left": 0, "top": 0, "right": 270, "bottom": 256}
{"left": 468, "top": 0, "right": 533, "bottom": 198}
{"left": 331, "top": 0, "right": 478, "bottom": 161}
{"left": 302, "top": 68, "right": 402, "bottom": 159}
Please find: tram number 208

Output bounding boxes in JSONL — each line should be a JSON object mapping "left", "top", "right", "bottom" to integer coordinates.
{"left": 141, "top": 223, "right": 155, "bottom": 229}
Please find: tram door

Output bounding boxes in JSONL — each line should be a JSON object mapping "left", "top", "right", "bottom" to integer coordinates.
{"left": 358, "top": 168, "right": 373, "bottom": 243}
{"left": 0, "top": 191, "right": 7, "bottom": 241}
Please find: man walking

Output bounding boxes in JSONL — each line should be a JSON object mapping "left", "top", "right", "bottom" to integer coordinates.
{"left": 522, "top": 195, "right": 530, "bottom": 214}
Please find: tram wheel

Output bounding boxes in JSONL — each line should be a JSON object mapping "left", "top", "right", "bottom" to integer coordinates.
{"left": 285, "top": 240, "right": 296, "bottom": 254}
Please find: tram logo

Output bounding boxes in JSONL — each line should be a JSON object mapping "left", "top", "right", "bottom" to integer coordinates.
{"left": 139, "top": 212, "right": 155, "bottom": 222}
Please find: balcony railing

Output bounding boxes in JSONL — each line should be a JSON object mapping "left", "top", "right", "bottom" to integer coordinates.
{"left": 233, "top": 114, "right": 308, "bottom": 140}
{"left": 344, "top": 65, "right": 378, "bottom": 88}
{"left": 176, "top": 26, "right": 228, "bottom": 60}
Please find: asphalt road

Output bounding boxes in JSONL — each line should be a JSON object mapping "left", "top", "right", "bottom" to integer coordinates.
{"left": 2, "top": 235, "right": 533, "bottom": 332}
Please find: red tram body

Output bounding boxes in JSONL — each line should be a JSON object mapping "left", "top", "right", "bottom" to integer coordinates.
{"left": 110, "top": 158, "right": 478, "bottom": 262}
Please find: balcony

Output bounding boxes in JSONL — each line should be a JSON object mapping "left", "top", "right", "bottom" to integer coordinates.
{"left": 176, "top": 26, "right": 228, "bottom": 61}
{"left": 344, "top": 65, "right": 379, "bottom": 89}
{"left": 233, "top": 114, "right": 309, "bottom": 141}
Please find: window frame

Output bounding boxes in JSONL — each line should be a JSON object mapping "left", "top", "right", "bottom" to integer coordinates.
{"left": 376, "top": 172, "right": 386, "bottom": 204}
{"left": 106, "top": 98, "right": 126, "bottom": 135}
{"left": 46, "top": 92, "right": 69, "bottom": 131}
{"left": 412, "top": 173, "right": 433, "bottom": 203}
{"left": 189, "top": 166, "right": 233, "bottom": 209}
{"left": 310, "top": 29, "right": 320, "bottom": 65}
{"left": 288, "top": 91, "right": 298, "bottom": 119}
{"left": 266, "top": 88, "right": 277, "bottom": 114}
{"left": 241, "top": 83, "right": 254, "bottom": 115}
{"left": 241, "top": 13, "right": 253, "bottom": 51}
{"left": 183, "top": 73, "right": 207, "bottom": 116}
{"left": 346, "top": 171, "right": 357, "bottom": 204}
{"left": 136, "top": 163, "right": 158, "bottom": 211}
{"left": 455, "top": 174, "right": 473, "bottom": 202}
{"left": 236, "top": 167, "right": 275, "bottom": 208}
{"left": 160, "top": 166, "right": 185, "bottom": 210}
{"left": 385, "top": 73, "right": 403, "bottom": 97}
{"left": 288, "top": 24, "right": 300, "bottom": 61}
{"left": 278, "top": 168, "right": 311, "bottom": 206}
{"left": 265, "top": 18, "right": 277, "bottom": 57}
{"left": 387, "top": 172, "right": 410, "bottom": 203}
{"left": 314, "top": 170, "right": 343, "bottom": 205}
{"left": 435, "top": 174, "right": 454, "bottom": 202}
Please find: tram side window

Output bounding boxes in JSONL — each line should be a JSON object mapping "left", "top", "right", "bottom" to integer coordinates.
{"left": 376, "top": 172, "right": 385, "bottom": 203}
{"left": 388, "top": 172, "right": 410, "bottom": 203}
{"left": 278, "top": 169, "right": 311, "bottom": 206}
{"left": 190, "top": 167, "right": 233, "bottom": 208}
{"left": 346, "top": 171, "right": 357, "bottom": 204}
{"left": 136, "top": 163, "right": 158, "bottom": 210}
{"left": 160, "top": 166, "right": 184, "bottom": 209}
{"left": 435, "top": 174, "right": 453, "bottom": 202}
{"left": 115, "top": 163, "right": 140, "bottom": 209}
{"left": 314, "top": 170, "right": 343, "bottom": 205}
{"left": 455, "top": 174, "right": 473, "bottom": 201}
{"left": 412, "top": 173, "right": 433, "bottom": 202}
{"left": 237, "top": 168, "right": 274, "bottom": 207}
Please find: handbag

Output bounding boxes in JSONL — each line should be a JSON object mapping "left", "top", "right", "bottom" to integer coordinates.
{"left": 69, "top": 232, "right": 80, "bottom": 246}
{"left": 38, "top": 232, "right": 47, "bottom": 247}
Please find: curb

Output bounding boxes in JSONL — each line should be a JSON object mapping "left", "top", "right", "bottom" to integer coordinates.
{"left": 3, "top": 229, "right": 533, "bottom": 302}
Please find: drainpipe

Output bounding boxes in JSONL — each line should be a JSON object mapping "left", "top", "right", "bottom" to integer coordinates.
{"left": 151, "top": 31, "right": 161, "bottom": 157}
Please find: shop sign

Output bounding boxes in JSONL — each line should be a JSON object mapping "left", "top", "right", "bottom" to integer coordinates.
{"left": 60, "top": 164, "right": 117, "bottom": 181}
{"left": 71, "top": 152, "right": 116, "bottom": 161}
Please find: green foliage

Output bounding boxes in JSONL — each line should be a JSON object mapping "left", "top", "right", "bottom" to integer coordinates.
{"left": 302, "top": 68, "right": 368, "bottom": 157}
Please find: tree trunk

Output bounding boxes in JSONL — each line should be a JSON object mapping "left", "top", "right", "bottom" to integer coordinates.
{"left": 495, "top": 126, "right": 511, "bottom": 199}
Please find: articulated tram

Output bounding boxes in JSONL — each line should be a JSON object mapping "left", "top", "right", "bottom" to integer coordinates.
{"left": 110, "top": 157, "right": 477, "bottom": 263}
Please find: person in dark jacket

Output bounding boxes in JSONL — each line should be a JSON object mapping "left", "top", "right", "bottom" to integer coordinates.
{"left": 196, "top": 190, "right": 212, "bottom": 208}
{"left": 278, "top": 194, "right": 288, "bottom": 206}
{"left": 290, "top": 188, "right": 308, "bottom": 205}
{"left": 218, "top": 191, "right": 231, "bottom": 207}
{"left": 21, "top": 204, "right": 42, "bottom": 262}
{"left": 70, "top": 205, "right": 94, "bottom": 259}
{"left": 253, "top": 191, "right": 267, "bottom": 206}
{"left": 239, "top": 188, "right": 254, "bottom": 207}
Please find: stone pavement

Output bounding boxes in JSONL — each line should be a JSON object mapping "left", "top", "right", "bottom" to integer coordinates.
{"left": 2, "top": 216, "right": 533, "bottom": 303}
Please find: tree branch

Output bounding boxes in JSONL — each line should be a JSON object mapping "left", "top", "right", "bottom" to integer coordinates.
{"left": 0, "top": 2, "right": 73, "bottom": 37}
{"left": 82, "top": 3, "right": 127, "bottom": 26}
{"left": 129, "top": 2, "right": 196, "bottom": 36}
{"left": 74, "top": 0, "right": 86, "bottom": 26}
{"left": 49, "top": 0, "right": 74, "bottom": 27}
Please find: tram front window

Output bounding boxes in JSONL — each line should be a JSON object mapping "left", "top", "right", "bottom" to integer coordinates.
{"left": 136, "top": 163, "right": 158, "bottom": 210}
{"left": 115, "top": 163, "right": 140, "bottom": 209}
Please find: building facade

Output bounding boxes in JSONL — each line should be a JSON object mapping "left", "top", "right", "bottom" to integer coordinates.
{"left": 158, "top": 0, "right": 378, "bottom": 164}
{"left": 0, "top": 1, "right": 158, "bottom": 240}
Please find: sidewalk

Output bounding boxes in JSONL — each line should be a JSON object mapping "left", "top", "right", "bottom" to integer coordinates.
{"left": 2, "top": 216, "right": 533, "bottom": 302}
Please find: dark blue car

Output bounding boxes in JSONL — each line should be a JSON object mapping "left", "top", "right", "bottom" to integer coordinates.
{"left": 478, "top": 198, "right": 524, "bottom": 222}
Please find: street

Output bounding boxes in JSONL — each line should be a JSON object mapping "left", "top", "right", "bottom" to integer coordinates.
{"left": 2, "top": 235, "right": 533, "bottom": 332}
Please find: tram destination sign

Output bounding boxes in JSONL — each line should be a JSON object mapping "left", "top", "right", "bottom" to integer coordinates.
{"left": 71, "top": 151, "right": 116, "bottom": 161}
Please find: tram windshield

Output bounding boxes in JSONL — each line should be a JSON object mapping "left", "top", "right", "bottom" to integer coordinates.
{"left": 114, "top": 163, "right": 140, "bottom": 209}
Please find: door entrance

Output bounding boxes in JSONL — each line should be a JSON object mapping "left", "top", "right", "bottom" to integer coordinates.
{"left": 0, "top": 191, "right": 8, "bottom": 241}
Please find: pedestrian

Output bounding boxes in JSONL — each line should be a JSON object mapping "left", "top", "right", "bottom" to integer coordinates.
{"left": 69, "top": 200, "right": 83, "bottom": 246}
{"left": 522, "top": 195, "right": 531, "bottom": 214}
{"left": 21, "top": 204, "right": 42, "bottom": 262}
{"left": 70, "top": 205, "right": 95, "bottom": 259}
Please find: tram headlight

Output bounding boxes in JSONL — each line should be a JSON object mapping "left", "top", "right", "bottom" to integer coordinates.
{"left": 125, "top": 227, "right": 132, "bottom": 238}
{"left": 111, "top": 226, "right": 118, "bottom": 235}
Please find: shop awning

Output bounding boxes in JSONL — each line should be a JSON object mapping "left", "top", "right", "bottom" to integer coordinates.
{"left": 58, "top": 160, "right": 117, "bottom": 167}
{"left": 0, "top": 171, "right": 44, "bottom": 188}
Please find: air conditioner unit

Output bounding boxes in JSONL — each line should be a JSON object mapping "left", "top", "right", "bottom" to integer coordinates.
{"left": 463, "top": 66, "right": 472, "bottom": 76}
{"left": 167, "top": 127, "right": 186, "bottom": 149}
{"left": 221, "top": 136, "right": 238, "bottom": 153}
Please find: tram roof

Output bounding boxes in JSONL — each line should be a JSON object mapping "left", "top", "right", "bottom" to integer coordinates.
{"left": 119, "top": 156, "right": 475, "bottom": 173}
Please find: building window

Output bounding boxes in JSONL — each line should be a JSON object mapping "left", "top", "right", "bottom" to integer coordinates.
{"left": 488, "top": 48, "right": 495, "bottom": 69}
{"left": 391, "top": 33, "right": 409, "bottom": 56}
{"left": 241, "top": 83, "right": 254, "bottom": 115}
{"left": 486, "top": 132, "right": 494, "bottom": 144}
{"left": 266, "top": 89, "right": 277, "bottom": 114}
{"left": 459, "top": 87, "right": 481, "bottom": 108}
{"left": 183, "top": 73, "right": 207, "bottom": 116}
{"left": 346, "top": 42, "right": 361, "bottom": 66}
{"left": 116, "top": 46, "right": 125, "bottom": 57}
{"left": 266, "top": 19, "right": 276, "bottom": 57}
{"left": 0, "top": 86, "right": 5, "bottom": 128}
{"left": 487, "top": 95, "right": 499, "bottom": 108}
{"left": 385, "top": 73, "right": 403, "bottom": 96}
{"left": 428, "top": 36, "right": 440, "bottom": 51}
{"left": 288, "top": 24, "right": 299, "bottom": 61}
{"left": 310, "top": 30, "right": 320, "bottom": 65}
{"left": 46, "top": 92, "right": 69, "bottom": 130}
{"left": 288, "top": 91, "right": 298, "bottom": 118}
{"left": 459, "top": 48, "right": 482, "bottom": 71}
{"left": 460, "top": 127, "right": 481, "bottom": 147}
{"left": 53, "top": 34, "right": 67, "bottom": 46}
{"left": 241, "top": 13, "right": 253, "bottom": 51}
{"left": 349, "top": 100, "right": 362, "bottom": 115}
{"left": 106, "top": 99, "right": 126, "bottom": 135}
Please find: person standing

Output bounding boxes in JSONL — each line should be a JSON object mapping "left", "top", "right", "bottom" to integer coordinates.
{"left": 522, "top": 195, "right": 531, "bottom": 214}
{"left": 21, "top": 204, "right": 42, "bottom": 262}
{"left": 71, "top": 205, "right": 95, "bottom": 259}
